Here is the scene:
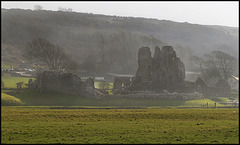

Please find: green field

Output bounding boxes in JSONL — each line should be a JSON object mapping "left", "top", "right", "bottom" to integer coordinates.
{"left": 7, "top": 89, "right": 229, "bottom": 108}
{"left": 1, "top": 107, "right": 239, "bottom": 144}
{"left": 94, "top": 81, "right": 113, "bottom": 95}
{"left": 1, "top": 78, "right": 239, "bottom": 144}
{"left": 2, "top": 76, "right": 34, "bottom": 89}
{"left": 1, "top": 62, "right": 18, "bottom": 69}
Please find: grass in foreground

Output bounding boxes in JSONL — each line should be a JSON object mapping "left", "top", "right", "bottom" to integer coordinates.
{"left": 1, "top": 107, "right": 239, "bottom": 144}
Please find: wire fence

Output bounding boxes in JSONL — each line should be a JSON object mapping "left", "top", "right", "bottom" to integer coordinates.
{"left": 185, "top": 102, "right": 239, "bottom": 108}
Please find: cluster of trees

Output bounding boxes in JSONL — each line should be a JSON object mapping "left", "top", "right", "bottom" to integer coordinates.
{"left": 24, "top": 36, "right": 237, "bottom": 88}
{"left": 24, "top": 31, "right": 165, "bottom": 75}
{"left": 57, "top": 7, "right": 73, "bottom": 12}
{"left": 192, "top": 50, "right": 237, "bottom": 86}
{"left": 34, "top": 5, "right": 73, "bottom": 12}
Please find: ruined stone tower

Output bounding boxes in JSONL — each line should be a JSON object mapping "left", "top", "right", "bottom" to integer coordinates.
{"left": 135, "top": 47, "right": 152, "bottom": 82}
{"left": 132, "top": 46, "right": 185, "bottom": 92}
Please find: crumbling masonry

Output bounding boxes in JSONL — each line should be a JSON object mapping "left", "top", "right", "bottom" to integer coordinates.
{"left": 36, "top": 71, "right": 99, "bottom": 97}
{"left": 130, "top": 46, "right": 185, "bottom": 92}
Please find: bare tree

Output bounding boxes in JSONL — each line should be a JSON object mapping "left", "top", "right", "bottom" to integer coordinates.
{"left": 24, "top": 38, "right": 77, "bottom": 71}
{"left": 96, "top": 32, "right": 107, "bottom": 66}
{"left": 96, "top": 32, "right": 116, "bottom": 74}
{"left": 108, "top": 31, "right": 139, "bottom": 73}
{"left": 192, "top": 55, "right": 205, "bottom": 75}
{"left": 192, "top": 50, "right": 237, "bottom": 85}
{"left": 204, "top": 50, "right": 237, "bottom": 81}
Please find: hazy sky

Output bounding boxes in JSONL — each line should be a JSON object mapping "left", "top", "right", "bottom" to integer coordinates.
{"left": 1, "top": 1, "right": 239, "bottom": 27}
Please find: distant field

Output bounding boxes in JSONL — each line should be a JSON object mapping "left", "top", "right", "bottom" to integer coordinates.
{"left": 1, "top": 77, "right": 35, "bottom": 89}
{"left": 1, "top": 62, "right": 18, "bottom": 69}
{"left": 1, "top": 107, "right": 239, "bottom": 144}
{"left": 95, "top": 81, "right": 113, "bottom": 95}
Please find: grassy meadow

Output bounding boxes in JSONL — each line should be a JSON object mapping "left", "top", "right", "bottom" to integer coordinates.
{"left": 1, "top": 107, "right": 239, "bottom": 144}
{"left": 2, "top": 76, "right": 35, "bottom": 89}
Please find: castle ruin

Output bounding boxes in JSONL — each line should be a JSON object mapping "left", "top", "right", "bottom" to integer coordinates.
{"left": 130, "top": 46, "right": 185, "bottom": 92}
{"left": 34, "top": 46, "right": 217, "bottom": 100}
{"left": 35, "top": 71, "right": 99, "bottom": 97}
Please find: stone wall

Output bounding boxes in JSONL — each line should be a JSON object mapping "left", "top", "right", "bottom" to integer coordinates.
{"left": 36, "top": 71, "right": 97, "bottom": 97}
{"left": 100, "top": 92, "right": 204, "bottom": 100}
{"left": 113, "top": 76, "right": 131, "bottom": 94}
{"left": 36, "top": 71, "right": 82, "bottom": 95}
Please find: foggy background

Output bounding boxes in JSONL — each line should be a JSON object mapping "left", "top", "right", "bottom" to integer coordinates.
{"left": 1, "top": 1, "right": 239, "bottom": 82}
{"left": 2, "top": 1, "right": 239, "bottom": 27}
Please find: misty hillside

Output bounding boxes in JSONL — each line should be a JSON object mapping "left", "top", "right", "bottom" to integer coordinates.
{"left": 1, "top": 8, "right": 239, "bottom": 74}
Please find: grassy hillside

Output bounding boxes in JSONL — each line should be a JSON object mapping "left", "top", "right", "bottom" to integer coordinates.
{"left": 1, "top": 8, "right": 238, "bottom": 74}
{"left": 1, "top": 93, "right": 24, "bottom": 106}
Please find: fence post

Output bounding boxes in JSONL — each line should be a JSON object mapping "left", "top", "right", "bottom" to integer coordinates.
{"left": 207, "top": 102, "right": 208, "bottom": 108}
{"left": 214, "top": 102, "right": 216, "bottom": 108}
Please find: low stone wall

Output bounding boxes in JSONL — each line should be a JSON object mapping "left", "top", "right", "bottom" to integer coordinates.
{"left": 100, "top": 92, "right": 204, "bottom": 100}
